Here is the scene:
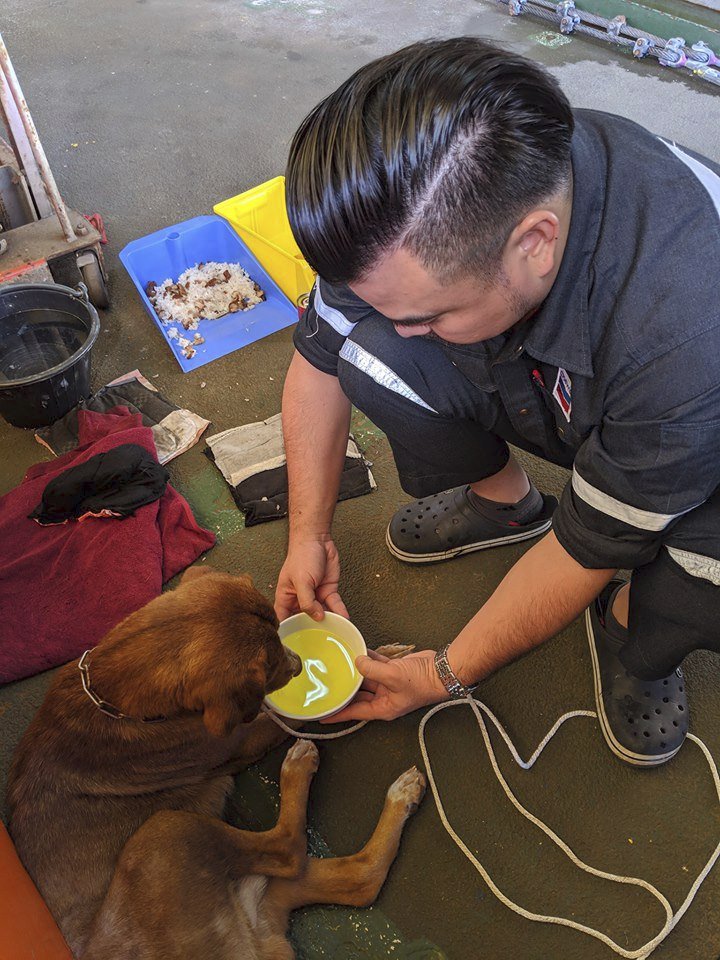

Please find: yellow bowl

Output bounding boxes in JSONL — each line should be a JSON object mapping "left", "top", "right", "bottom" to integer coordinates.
{"left": 265, "top": 612, "right": 366, "bottom": 721}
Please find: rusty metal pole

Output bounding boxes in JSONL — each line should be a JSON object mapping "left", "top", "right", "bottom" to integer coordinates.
{"left": 0, "top": 30, "right": 76, "bottom": 242}
{"left": 0, "top": 76, "right": 51, "bottom": 218}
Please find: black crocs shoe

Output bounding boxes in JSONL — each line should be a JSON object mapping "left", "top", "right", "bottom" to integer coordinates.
{"left": 385, "top": 485, "right": 556, "bottom": 564}
{"left": 586, "top": 579, "right": 689, "bottom": 767}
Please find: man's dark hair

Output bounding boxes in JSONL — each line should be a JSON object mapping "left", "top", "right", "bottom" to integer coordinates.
{"left": 286, "top": 37, "right": 574, "bottom": 285}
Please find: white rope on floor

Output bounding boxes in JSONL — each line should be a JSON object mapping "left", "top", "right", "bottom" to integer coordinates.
{"left": 262, "top": 699, "right": 720, "bottom": 958}
{"left": 261, "top": 706, "right": 368, "bottom": 740}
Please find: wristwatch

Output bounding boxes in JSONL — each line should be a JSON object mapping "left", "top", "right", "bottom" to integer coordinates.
{"left": 434, "top": 644, "right": 477, "bottom": 699}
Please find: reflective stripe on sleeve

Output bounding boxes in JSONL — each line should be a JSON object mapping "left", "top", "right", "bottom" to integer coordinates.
{"left": 571, "top": 468, "right": 688, "bottom": 532}
{"left": 659, "top": 139, "right": 720, "bottom": 221}
{"left": 313, "top": 280, "right": 357, "bottom": 336}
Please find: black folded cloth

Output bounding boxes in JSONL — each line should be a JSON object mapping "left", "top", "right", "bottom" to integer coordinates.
{"left": 29, "top": 443, "right": 169, "bottom": 525}
{"left": 34, "top": 373, "right": 209, "bottom": 464}
{"left": 204, "top": 414, "right": 376, "bottom": 527}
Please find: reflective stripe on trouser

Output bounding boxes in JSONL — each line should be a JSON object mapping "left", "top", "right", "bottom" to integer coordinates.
{"left": 336, "top": 316, "right": 512, "bottom": 498}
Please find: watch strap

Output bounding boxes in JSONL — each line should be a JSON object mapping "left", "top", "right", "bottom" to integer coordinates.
{"left": 434, "top": 644, "right": 476, "bottom": 699}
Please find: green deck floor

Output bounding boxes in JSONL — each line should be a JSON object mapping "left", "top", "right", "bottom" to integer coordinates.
{"left": 2, "top": 2, "right": 720, "bottom": 957}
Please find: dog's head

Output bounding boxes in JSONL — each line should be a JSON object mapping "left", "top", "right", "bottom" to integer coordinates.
{"left": 100, "top": 566, "right": 301, "bottom": 737}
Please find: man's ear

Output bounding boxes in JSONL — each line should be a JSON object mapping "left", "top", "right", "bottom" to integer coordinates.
{"left": 511, "top": 209, "right": 560, "bottom": 279}
{"left": 182, "top": 565, "right": 213, "bottom": 585}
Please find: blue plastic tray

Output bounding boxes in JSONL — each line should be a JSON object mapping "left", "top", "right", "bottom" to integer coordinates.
{"left": 119, "top": 215, "right": 297, "bottom": 372}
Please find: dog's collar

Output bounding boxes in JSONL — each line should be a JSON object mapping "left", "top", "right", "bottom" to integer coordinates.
{"left": 78, "top": 650, "right": 167, "bottom": 723}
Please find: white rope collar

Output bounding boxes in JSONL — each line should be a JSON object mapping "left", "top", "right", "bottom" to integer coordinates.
{"left": 261, "top": 698, "right": 720, "bottom": 959}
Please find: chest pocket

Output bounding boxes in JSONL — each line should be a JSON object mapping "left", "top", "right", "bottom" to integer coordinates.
{"left": 536, "top": 367, "right": 585, "bottom": 450}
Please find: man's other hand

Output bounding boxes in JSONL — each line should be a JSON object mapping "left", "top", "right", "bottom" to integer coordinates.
{"left": 274, "top": 538, "right": 349, "bottom": 622}
{"left": 323, "top": 648, "right": 448, "bottom": 722}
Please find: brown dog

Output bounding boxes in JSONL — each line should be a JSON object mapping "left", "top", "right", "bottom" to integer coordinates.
{"left": 6, "top": 567, "right": 426, "bottom": 959}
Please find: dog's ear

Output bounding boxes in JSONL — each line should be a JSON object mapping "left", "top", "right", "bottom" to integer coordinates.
{"left": 182, "top": 565, "right": 213, "bottom": 585}
{"left": 237, "top": 667, "right": 268, "bottom": 724}
{"left": 202, "top": 695, "right": 244, "bottom": 738}
{"left": 201, "top": 666, "right": 267, "bottom": 737}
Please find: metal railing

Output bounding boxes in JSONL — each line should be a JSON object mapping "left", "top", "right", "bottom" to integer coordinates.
{"left": 499, "top": 0, "right": 720, "bottom": 88}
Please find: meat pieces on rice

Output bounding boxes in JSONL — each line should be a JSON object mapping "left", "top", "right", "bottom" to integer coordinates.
{"left": 146, "top": 262, "right": 265, "bottom": 331}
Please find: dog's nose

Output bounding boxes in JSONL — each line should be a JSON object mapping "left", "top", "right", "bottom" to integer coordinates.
{"left": 285, "top": 648, "right": 303, "bottom": 677}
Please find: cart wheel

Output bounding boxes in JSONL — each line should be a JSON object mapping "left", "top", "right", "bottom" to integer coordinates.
{"left": 78, "top": 252, "right": 109, "bottom": 309}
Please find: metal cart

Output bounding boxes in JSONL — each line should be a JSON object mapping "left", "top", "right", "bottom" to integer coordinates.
{"left": 0, "top": 30, "right": 109, "bottom": 308}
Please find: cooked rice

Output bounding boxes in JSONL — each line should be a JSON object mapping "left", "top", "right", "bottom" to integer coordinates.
{"left": 146, "top": 262, "right": 265, "bottom": 331}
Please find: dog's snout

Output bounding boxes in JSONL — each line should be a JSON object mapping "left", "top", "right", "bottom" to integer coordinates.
{"left": 286, "top": 648, "right": 302, "bottom": 677}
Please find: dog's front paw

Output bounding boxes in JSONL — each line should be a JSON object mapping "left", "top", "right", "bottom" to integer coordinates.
{"left": 282, "top": 738, "right": 320, "bottom": 776}
{"left": 387, "top": 766, "right": 426, "bottom": 814}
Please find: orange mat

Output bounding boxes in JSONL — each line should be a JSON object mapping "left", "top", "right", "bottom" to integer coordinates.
{"left": 0, "top": 822, "right": 72, "bottom": 960}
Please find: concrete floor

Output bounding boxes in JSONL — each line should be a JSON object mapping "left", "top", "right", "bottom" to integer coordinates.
{"left": 2, "top": 2, "right": 720, "bottom": 958}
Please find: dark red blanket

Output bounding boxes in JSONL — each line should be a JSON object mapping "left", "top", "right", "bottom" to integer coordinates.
{"left": 0, "top": 408, "right": 216, "bottom": 683}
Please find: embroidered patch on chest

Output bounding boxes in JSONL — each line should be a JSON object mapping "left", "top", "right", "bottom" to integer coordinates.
{"left": 552, "top": 368, "right": 572, "bottom": 422}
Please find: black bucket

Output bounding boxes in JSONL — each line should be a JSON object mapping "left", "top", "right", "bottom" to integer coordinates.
{"left": 0, "top": 282, "right": 101, "bottom": 428}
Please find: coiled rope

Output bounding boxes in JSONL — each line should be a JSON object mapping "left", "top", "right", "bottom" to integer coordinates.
{"left": 262, "top": 697, "right": 720, "bottom": 958}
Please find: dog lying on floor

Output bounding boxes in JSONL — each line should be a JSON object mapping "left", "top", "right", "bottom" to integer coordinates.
{"left": 6, "top": 566, "right": 426, "bottom": 960}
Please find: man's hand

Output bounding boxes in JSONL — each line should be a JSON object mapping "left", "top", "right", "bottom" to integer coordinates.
{"left": 322, "top": 648, "right": 448, "bottom": 723}
{"left": 277, "top": 351, "right": 352, "bottom": 623}
{"left": 274, "top": 537, "right": 349, "bottom": 622}
{"left": 316, "top": 533, "right": 616, "bottom": 727}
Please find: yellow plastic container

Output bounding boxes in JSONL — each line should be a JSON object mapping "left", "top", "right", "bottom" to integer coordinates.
{"left": 214, "top": 176, "right": 315, "bottom": 305}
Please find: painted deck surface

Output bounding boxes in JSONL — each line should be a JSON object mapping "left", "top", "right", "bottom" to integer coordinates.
{"left": 1, "top": 2, "right": 719, "bottom": 958}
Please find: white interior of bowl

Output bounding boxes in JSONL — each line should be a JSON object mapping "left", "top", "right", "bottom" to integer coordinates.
{"left": 265, "top": 612, "right": 366, "bottom": 720}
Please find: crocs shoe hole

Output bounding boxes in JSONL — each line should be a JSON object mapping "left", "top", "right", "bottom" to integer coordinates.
{"left": 643, "top": 731, "right": 650, "bottom": 737}
{"left": 678, "top": 704, "right": 684, "bottom": 711}
{"left": 663, "top": 697, "right": 669, "bottom": 703}
{"left": 655, "top": 708, "right": 661, "bottom": 715}
{"left": 663, "top": 679, "right": 668, "bottom": 685}
{"left": 673, "top": 720, "right": 678, "bottom": 727}
{"left": 642, "top": 714, "right": 649, "bottom": 720}
{"left": 414, "top": 534, "right": 420, "bottom": 540}
{"left": 660, "top": 727, "right": 666, "bottom": 734}
{"left": 644, "top": 691, "right": 651, "bottom": 698}
{"left": 628, "top": 718, "right": 634, "bottom": 724}
{"left": 679, "top": 686, "right": 684, "bottom": 692}
{"left": 425, "top": 507, "right": 431, "bottom": 511}
{"left": 400, "top": 528, "right": 406, "bottom": 534}
{"left": 438, "top": 501, "right": 444, "bottom": 505}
